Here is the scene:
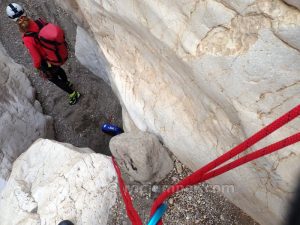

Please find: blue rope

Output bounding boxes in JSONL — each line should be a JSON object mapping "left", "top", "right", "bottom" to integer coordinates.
{"left": 147, "top": 203, "right": 168, "bottom": 225}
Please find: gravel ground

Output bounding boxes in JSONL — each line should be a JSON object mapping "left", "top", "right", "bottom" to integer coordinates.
{"left": 0, "top": 1, "right": 259, "bottom": 224}
{"left": 108, "top": 157, "right": 259, "bottom": 225}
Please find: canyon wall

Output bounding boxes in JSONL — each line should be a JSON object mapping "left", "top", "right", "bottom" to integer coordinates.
{"left": 57, "top": 1, "right": 300, "bottom": 224}
{"left": 0, "top": 43, "right": 53, "bottom": 189}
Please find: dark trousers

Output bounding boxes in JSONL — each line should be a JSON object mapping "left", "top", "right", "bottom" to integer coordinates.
{"left": 46, "top": 65, "right": 74, "bottom": 94}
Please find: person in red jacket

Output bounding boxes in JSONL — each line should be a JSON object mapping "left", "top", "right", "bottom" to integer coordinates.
{"left": 6, "top": 3, "right": 81, "bottom": 105}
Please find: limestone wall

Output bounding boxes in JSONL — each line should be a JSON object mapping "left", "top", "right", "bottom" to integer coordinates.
{"left": 56, "top": 1, "right": 300, "bottom": 224}
{"left": 75, "top": 26, "right": 110, "bottom": 84}
{"left": 0, "top": 43, "right": 53, "bottom": 189}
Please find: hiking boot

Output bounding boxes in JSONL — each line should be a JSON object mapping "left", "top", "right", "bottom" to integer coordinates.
{"left": 68, "top": 91, "right": 81, "bottom": 105}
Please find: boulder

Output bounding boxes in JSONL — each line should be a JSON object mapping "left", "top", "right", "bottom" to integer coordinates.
{"left": 110, "top": 132, "right": 173, "bottom": 183}
{"left": 0, "top": 139, "right": 117, "bottom": 225}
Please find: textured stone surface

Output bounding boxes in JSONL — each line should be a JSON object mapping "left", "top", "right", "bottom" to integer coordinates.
{"left": 110, "top": 131, "right": 173, "bottom": 183}
{"left": 271, "top": 1, "right": 300, "bottom": 51}
{"left": 283, "top": 0, "right": 300, "bottom": 10}
{"left": 0, "top": 139, "right": 117, "bottom": 225}
{"left": 0, "top": 43, "right": 53, "bottom": 188}
{"left": 217, "top": 0, "right": 256, "bottom": 14}
{"left": 75, "top": 26, "right": 110, "bottom": 84}
{"left": 56, "top": 1, "right": 300, "bottom": 224}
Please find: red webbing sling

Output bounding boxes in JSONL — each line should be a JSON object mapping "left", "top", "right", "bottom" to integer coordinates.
{"left": 112, "top": 104, "right": 300, "bottom": 225}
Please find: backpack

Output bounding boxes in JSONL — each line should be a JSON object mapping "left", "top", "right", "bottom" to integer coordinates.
{"left": 24, "top": 18, "right": 68, "bottom": 66}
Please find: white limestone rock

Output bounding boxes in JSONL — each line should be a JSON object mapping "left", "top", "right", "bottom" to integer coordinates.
{"left": 0, "top": 139, "right": 117, "bottom": 225}
{"left": 283, "top": 0, "right": 300, "bottom": 10}
{"left": 110, "top": 131, "right": 173, "bottom": 183}
{"left": 56, "top": 0, "right": 300, "bottom": 224}
{"left": 122, "top": 108, "right": 139, "bottom": 132}
{"left": 217, "top": 0, "right": 256, "bottom": 14}
{"left": 0, "top": 43, "right": 53, "bottom": 188}
{"left": 75, "top": 26, "right": 110, "bottom": 84}
{"left": 181, "top": 0, "right": 236, "bottom": 55}
{"left": 271, "top": 2, "right": 300, "bottom": 51}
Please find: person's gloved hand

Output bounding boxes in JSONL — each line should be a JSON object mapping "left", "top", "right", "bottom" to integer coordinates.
{"left": 40, "top": 60, "right": 50, "bottom": 73}
{"left": 38, "top": 61, "right": 53, "bottom": 79}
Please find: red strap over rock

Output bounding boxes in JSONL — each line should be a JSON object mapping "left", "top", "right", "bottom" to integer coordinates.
{"left": 112, "top": 157, "right": 143, "bottom": 225}
{"left": 112, "top": 104, "right": 300, "bottom": 225}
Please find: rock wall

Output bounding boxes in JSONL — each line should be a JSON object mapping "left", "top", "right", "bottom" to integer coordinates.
{"left": 0, "top": 43, "right": 53, "bottom": 189}
{"left": 55, "top": 1, "right": 300, "bottom": 224}
{"left": 0, "top": 139, "right": 117, "bottom": 225}
{"left": 75, "top": 26, "right": 110, "bottom": 84}
{"left": 284, "top": 0, "right": 300, "bottom": 10}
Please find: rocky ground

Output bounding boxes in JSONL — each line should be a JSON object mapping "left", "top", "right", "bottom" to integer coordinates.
{"left": 0, "top": 1, "right": 259, "bottom": 224}
{"left": 108, "top": 157, "right": 259, "bottom": 225}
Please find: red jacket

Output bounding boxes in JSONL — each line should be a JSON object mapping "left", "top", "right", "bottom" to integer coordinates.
{"left": 22, "top": 20, "right": 47, "bottom": 69}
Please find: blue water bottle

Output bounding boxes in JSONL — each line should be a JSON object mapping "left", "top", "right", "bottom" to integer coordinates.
{"left": 101, "top": 123, "right": 124, "bottom": 136}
